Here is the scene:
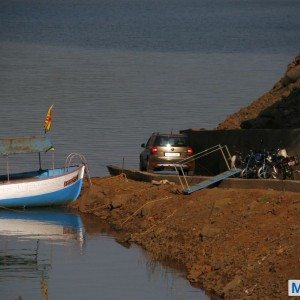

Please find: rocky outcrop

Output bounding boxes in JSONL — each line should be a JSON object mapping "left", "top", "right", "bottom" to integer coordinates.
{"left": 217, "top": 54, "right": 300, "bottom": 130}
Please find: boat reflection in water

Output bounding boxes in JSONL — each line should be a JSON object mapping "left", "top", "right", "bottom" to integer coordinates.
{"left": 0, "top": 208, "right": 85, "bottom": 299}
{"left": 0, "top": 208, "right": 85, "bottom": 244}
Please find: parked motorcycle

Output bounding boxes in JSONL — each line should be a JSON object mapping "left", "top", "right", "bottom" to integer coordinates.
{"left": 271, "top": 154, "right": 298, "bottom": 180}
{"left": 232, "top": 148, "right": 298, "bottom": 180}
{"left": 238, "top": 150, "right": 267, "bottom": 179}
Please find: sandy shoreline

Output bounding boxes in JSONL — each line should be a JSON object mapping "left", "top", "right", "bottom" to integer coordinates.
{"left": 70, "top": 175, "right": 299, "bottom": 299}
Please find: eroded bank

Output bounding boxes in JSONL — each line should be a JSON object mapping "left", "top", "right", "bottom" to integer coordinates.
{"left": 70, "top": 176, "right": 300, "bottom": 299}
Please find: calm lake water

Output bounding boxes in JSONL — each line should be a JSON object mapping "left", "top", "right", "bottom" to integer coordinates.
{"left": 0, "top": 209, "right": 207, "bottom": 299}
{"left": 0, "top": 0, "right": 299, "bottom": 298}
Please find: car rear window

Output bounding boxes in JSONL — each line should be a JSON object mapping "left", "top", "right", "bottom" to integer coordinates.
{"left": 154, "top": 136, "right": 188, "bottom": 147}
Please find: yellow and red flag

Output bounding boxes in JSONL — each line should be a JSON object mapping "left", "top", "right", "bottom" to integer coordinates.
{"left": 44, "top": 104, "right": 54, "bottom": 133}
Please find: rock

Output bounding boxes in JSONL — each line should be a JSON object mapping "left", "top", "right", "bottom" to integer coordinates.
{"left": 248, "top": 200, "right": 259, "bottom": 212}
{"left": 109, "top": 194, "right": 132, "bottom": 210}
{"left": 151, "top": 179, "right": 175, "bottom": 186}
{"left": 223, "top": 275, "right": 243, "bottom": 294}
{"left": 199, "top": 225, "right": 222, "bottom": 241}
{"left": 187, "top": 265, "right": 202, "bottom": 282}
{"left": 286, "top": 64, "right": 300, "bottom": 82}
{"left": 214, "top": 198, "right": 232, "bottom": 209}
{"left": 115, "top": 234, "right": 132, "bottom": 244}
{"left": 93, "top": 210, "right": 110, "bottom": 219}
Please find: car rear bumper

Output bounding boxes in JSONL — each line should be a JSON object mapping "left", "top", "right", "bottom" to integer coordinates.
{"left": 156, "top": 163, "right": 189, "bottom": 168}
{"left": 149, "top": 159, "right": 195, "bottom": 171}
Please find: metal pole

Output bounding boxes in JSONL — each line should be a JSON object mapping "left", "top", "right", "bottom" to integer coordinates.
{"left": 181, "top": 165, "right": 190, "bottom": 191}
{"left": 121, "top": 157, "right": 125, "bottom": 174}
{"left": 220, "top": 145, "right": 230, "bottom": 170}
{"left": 225, "top": 145, "right": 233, "bottom": 168}
{"left": 6, "top": 155, "right": 10, "bottom": 182}
{"left": 39, "top": 152, "right": 42, "bottom": 170}
{"left": 52, "top": 149, "right": 55, "bottom": 170}
{"left": 174, "top": 165, "right": 185, "bottom": 191}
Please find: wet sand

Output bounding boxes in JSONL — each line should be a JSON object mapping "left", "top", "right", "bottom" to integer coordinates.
{"left": 70, "top": 175, "right": 300, "bottom": 299}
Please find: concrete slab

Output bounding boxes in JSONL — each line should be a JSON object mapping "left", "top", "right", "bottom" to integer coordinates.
{"left": 107, "top": 165, "right": 300, "bottom": 193}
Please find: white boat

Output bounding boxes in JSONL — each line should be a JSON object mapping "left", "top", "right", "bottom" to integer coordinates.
{"left": 0, "top": 135, "right": 88, "bottom": 208}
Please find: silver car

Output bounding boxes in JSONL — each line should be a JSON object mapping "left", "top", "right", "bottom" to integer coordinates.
{"left": 139, "top": 132, "right": 195, "bottom": 174}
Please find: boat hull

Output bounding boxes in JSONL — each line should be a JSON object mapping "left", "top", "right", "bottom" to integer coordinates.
{"left": 0, "top": 165, "right": 85, "bottom": 208}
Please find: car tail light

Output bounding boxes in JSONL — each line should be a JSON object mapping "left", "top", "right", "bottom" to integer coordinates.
{"left": 150, "top": 146, "right": 158, "bottom": 155}
{"left": 187, "top": 147, "right": 193, "bottom": 156}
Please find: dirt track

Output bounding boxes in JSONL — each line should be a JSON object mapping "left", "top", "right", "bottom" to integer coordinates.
{"left": 71, "top": 175, "right": 300, "bottom": 299}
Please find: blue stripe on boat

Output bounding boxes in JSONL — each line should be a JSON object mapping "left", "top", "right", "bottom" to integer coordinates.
{"left": 0, "top": 179, "right": 83, "bottom": 208}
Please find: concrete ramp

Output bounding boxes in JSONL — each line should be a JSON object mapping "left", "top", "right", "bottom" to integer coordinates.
{"left": 183, "top": 168, "right": 242, "bottom": 195}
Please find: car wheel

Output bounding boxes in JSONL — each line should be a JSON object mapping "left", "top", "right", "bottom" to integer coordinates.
{"left": 146, "top": 160, "right": 153, "bottom": 173}
{"left": 139, "top": 157, "right": 146, "bottom": 171}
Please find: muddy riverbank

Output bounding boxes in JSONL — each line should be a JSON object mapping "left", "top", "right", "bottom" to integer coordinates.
{"left": 70, "top": 176, "right": 300, "bottom": 299}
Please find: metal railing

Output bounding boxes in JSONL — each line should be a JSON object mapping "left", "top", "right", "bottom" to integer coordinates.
{"left": 174, "top": 144, "right": 232, "bottom": 191}
{"left": 65, "top": 153, "right": 92, "bottom": 186}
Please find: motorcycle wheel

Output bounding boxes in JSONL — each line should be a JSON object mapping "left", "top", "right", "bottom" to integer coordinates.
{"left": 271, "top": 166, "right": 285, "bottom": 180}
{"left": 240, "top": 168, "right": 250, "bottom": 179}
{"left": 257, "top": 165, "right": 271, "bottom": 179}
{"left": 285, "top": 166, "right": 294, "bottom": 180}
